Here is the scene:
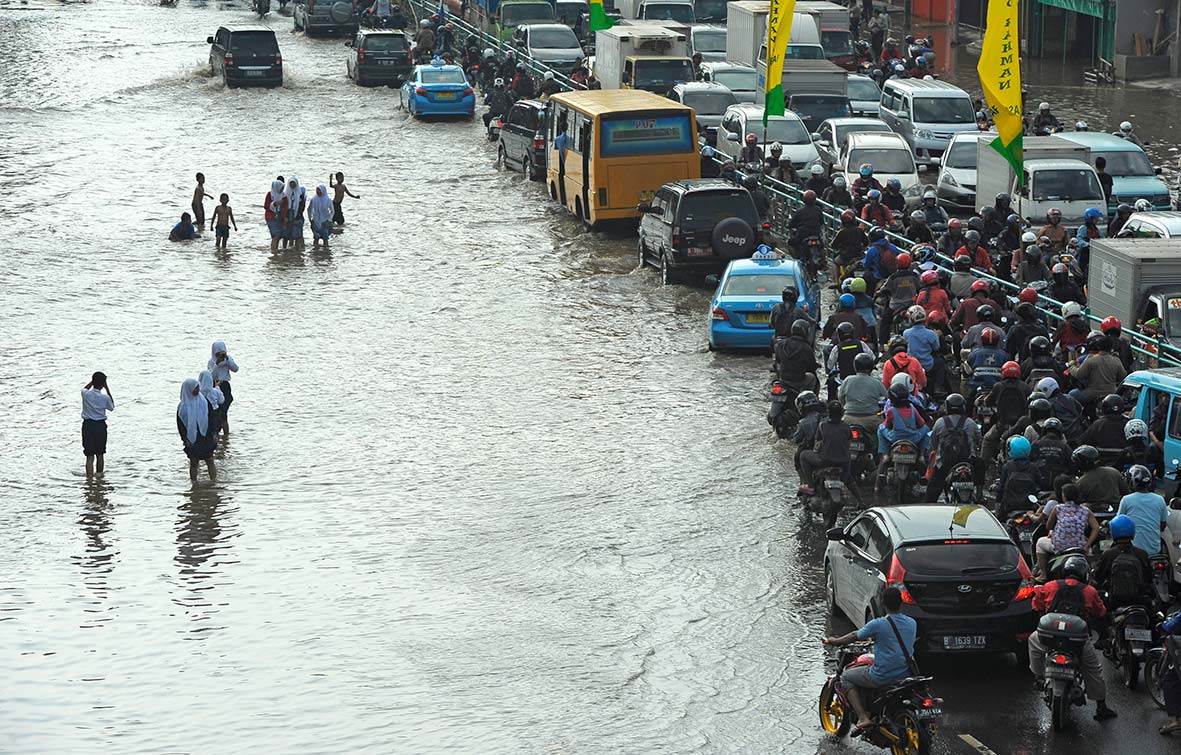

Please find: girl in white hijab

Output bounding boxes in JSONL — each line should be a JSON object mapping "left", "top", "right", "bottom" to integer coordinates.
{"left": 266, "top": 179, "right": 287, "bottom": 253}
{"left": 198, "top": 370, "right": 225, "bottom": 434}
{"left": 207, "top": 340, "right": 239, "bottom": 436}
{"left": 177, "top": 378, "right": 217, "bottom": 481}
{"left": 308, "top": 183, "right": 334, "bottom": 250}
{"left": 283, "top": 176, "right": 306, "bottom": 251}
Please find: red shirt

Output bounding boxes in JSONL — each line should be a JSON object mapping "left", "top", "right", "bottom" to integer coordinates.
{"left": 1032, "top": 578, "right": 1106, "bottom": 620}
{"left": 956, "top": 244, "right": 994, "bottom": 271}
{"left": 914, "top": 286, "right": 952, "bottom": 320}
{"left": 264, "top": 192, "right": 288, "bottom": 222}
{"left": 950, "top": 296, "right": 999, "bottom": 331}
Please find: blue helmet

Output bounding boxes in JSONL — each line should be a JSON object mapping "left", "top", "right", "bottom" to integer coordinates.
{"left": 839, "top": 293, "right": 855, "bottom": 309}
{"left": 1084, "top": 207, "right": 1103, "bottom": 223}
{"left": 1007, "top": 435, "right": 1031, "bottom": 460}
{"left": 886, "top": 177, "right": 902, "bottom": 191}
{"left": 1109, "top": 514, "right": 1136, "bottom": 541}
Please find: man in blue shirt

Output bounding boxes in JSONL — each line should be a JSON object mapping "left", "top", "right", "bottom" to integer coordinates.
{"left": 824, "top": 586, "right": 917, "bottom": 730}
{"left": 902, "top": 307, "right": 943, "bottom": 396}
{"left": 1117, "top": 465, "right": 1169, "bottom": 555}
{"left": 169, "top": 212, "right": 198, "bottom": 241}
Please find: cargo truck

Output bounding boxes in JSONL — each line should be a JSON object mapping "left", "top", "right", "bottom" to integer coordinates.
{"left": 473, "top": 0, "right": 557, "bottom": 41}
{"left": 594, "top": 25, "right": 693, "bottom": 95}
{"left": 797, "top": 0, "right": 855, "bottom": 69}
{"left": 754, "top": 58, "right": 846, "bottom": 107}
{"left": 975, "top": 135, "right": 1105, "bottom": 227}
{"left": 616, "top": 0, "right": 694, "bottom": 19}
{"left": 725, "top": 2, "right": 822, "bottom": 66}
{"left": 1087, "top": 238, "right": 1181, "bottom": 354}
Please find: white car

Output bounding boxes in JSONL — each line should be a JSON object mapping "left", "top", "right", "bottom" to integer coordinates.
{"left": 512, "top": 23, "right": 584, "bottom": 74}
{"left": 715, "top": 103, "right": 821, "bottom": 171}
{"left": 1115, "top": 212, "right": 1181, "bottom": 239}
{"left": 935, "top": 131, "right": 991, "bottom": 212}
{"left": 840, "top": 132, "right": 923, "bottom": 209}
{"left": 813, "top": 116, "right": 893, "bottom": 172}
{"left": 689, "top": 25, "right": 727, "bottom": 62}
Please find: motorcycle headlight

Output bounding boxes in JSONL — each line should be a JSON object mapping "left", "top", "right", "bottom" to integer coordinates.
{"left": 904, "top": 183, "right": 922, "bottom": 197}
{"left": 940, "top": 172, "right": 959, "bottom": 188}
{"left": 915, "top": 128, "right": 934, "bottom": 140}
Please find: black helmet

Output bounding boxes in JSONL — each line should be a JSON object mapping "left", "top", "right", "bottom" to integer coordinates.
{"left": 995, "top": 192, "right": 1011, "bottom": 206}
{"left": 975, "top": 304, "right": 995, "bottom": 322}
{"left": 1116, "top": 202, "right": 1133, "bottom": 216}
{"left": 795, "top": 390, "right": 820, "bottom": 414}
{"left": 888, "top": 335, "right": 907, "bottom": 354}
{"left": 967, "top": 216, "right": 986, "bottom": 234}
{"left": 965, "top": 229, "right": 981, "bottom": 243}
{"left": 1030, "top": 398, "right": 1052, "bottom": 421}
{"left": 1072, "top": 444, "right": 1100, "bottom": 472}
{"left": 946, "top": 393, "right": 966, "bottom": 415}
{"left": 1028, "top": 335, "right": 1050, "bottom": 356}
{"left": 1061, "top": 554, "right": 1090, "bottom": 583}
{"left": 1015, "top": 301, "right": 1036, "bottom": 321}
{"left": 742, "top": 174, "right": 758, "bottom": 190}
{"left": 836, "top": 321, "right": 855, "bottom": 341}
{"left": 854, "top": 352, "right": 875, "bottom": 373}
{"left": 869, "top": 227, "right": 886, "bottom": 241}
{"left": 1100, "top": 394, "right": 1124, "bottom": 415}
{"left": 790, "top": 319, "right": 810, "bottom": 339}
{"left": 1041, "top": 417, "right": 1063, "bottom": 435}
{"left": 888, "top": 382, "right": 909, "bottom": 402}
{"left": 782, "top": 286, "right": 798, "bottom": 303}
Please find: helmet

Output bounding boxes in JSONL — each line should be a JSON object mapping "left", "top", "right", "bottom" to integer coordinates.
{"left": 869, "top": 227, "right": 886, "bottom": 241}
{"left": 1109, "top": 514, "right": 1136, "bottom": 541}
{"left": 841, "top": 279, "right": 853, "bottom": 293}
{"left": 850, "top": 277, "right": 867, "bottom": 294}
{"left": 856, "top": 39, "right": 870, "bottom": 52}
{"left": 920, "top": 270, "right": 940, "bottom": 286}
{"left": 888, "top": 382, "right": 909, "bottom": 402}
{"left": 795, "top": 390, "right": 820, "bottom": 414}
{"left": 833, "top": 175, "right": 847, "bottom": 188}
{"left": 1007, "top": 213, "right": 1020, "bottom": 225}
{"left": 981, "top": 328, "right": 1000, "bottom": 347}
{"left": 1061, "top": 301, "right": 1083, "bottom": 318}
{"left": 1001, "top": 360, "right": 1021, "bottom": 380}
{"left": 885, "top": 37, "right": 897, "bottom": 46}
{"left": 1039, "top": 102, "right": 1050, "bottom": 112}
{"left": 742, "top": 174, "right": 758, "bottom": 190}
{"left": 1037, "top": 376, "right": 1060, "bottom": 396}
{"left": 892, "top": 62, "right": 905, "bottom": 73}
{"left": 1128, "top": 465, "right": 1154, "bottom": 492}
{"left": 1041, "top": 417, "right": 1063, "bottom": 435}
{"left": 1075, "top": 120, "right": 1087, "bottom": 131}
{"left": 908, "top": 304, "right": 928, "bottom": 323}
{"left": 790, "top": 319, "right": 810, "bottom": 338}
{"left": 1117, "top": 202, "right": 1133, "bottom": 216}
{"left": 886, "top": 178, "right": 901, "bottom": 191}
{"left": 1084, "top": 207, "right": 1103, "bottom": 223}
{"left": 493, "top": 77, "right": 504, "bottom": 87}
{"left": 1007, "top": 435, "right": 1031, "bottom": 460}
{"left": 867, "top": 188, "right": 882, "bottom": 201}
{"left": 1021, "top": 230, "right": 1037, "bottom": 244}
{"left": 954, "top": 255, "right": 971, "bottom": 270}
{"left": 1028, "top": 335, "right": 1050, "bottom": 356}
{"left": 1101, "top": 315, "right": 1122, "bottom": 334}
{"left": 1120, "top": 120, "right": 1133, "bottom": 132}
{"left": 839, "top": 293, "right": 856, "bottom": 310}
{"left": 859, "top": 163, "right": 873, "bottom": 177}
{"left": 1136, "top": 198, "right": 1153, "bottom": 212}
{"left": 896, "top": 252, "right": 911, "bottom": 269}
{"left": 802, "top": 189, "right": 817, "bottom": 205}
{"left": 770, "top": 141, "right": 783, "bottom": 154}
{"left": 516, "top": 62, "right": 527, "bottom": 71}
{"left": 948, "top": 218, "right": 963, "bottom": 231}
{"left": 1072, "top": 444, "right": 1100, "bottom": 472}
{"left": 1047, "top": 207, "right": 1062, "bottom": 220}
{"left": 995, "top": 192, "right": 1010, "bottom": 205}
{"left": 782, "top": 285, "right": 798, "bottom": 303}
{"left": 420, "top": 18, "right": 430, "bottom": 27}
{"left": 1126, "top": 419, "right": 1149, "bottom": 441}
{"left": 1018, "top": 287, "right": 1038, "bottom": 304}
{"left": 1052, "top": 263, "right": 1067, "bottom": 275}
{"left": 721, "top": 160, "right": 735, "bottom": 171}
{"left": 700, "top": 145, "right": 715, "bottom": 158}
{"left": 1030, "top": 397, "right": 1052, "bottom": 421}
{"left": 965, "top": 229, "right": 981, "bottom": 243}
{"left": 810, "top": 164, "right": 824, "bottom": 176}
{"left": 544, "top": 71, "right": 554, "bottom": 80}
{"left": 889, "top": 335, "right": 908, "bottom": 354}
{"left": 840, "top": 208, "right": 856, "bottom": 224}
{"left": 1015, "top": 302, "right": 1036, "bottom": 321}
{"left": 970, "top": 279, "right": 990, "bottom": 294}
{"left": 923, "top": 190, "right": 936, "bottom": 203}
{"left": 836, "top": 321, "right": 856, "bottom": 342}
{"left": 1100, "top": 394, "right": 1124, "bottom": 415}
{"left": 745, "top": 133, "right": 757, "bottom": 144}
{"left": 1061, "top": 554, "right": 1090, "bottom": 583}
{"left": 976, "top": 304, "right": 995, "bottom": 322}
{"left": 946, "top": 393, "right": 966, "bottom": 415}
{"left": 967, "top": 216, "right": 985, "bottom": 234}
{"left": 854, "top": 352, "right": 875, "bottom": 373}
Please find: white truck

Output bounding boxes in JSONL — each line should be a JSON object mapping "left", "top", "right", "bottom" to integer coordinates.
{"left": 594, "top": 25, "right": 693, "bottom": 94}
{"left": 725, "top": 2, "right": 822, "bottom": 67}
{"left": 797, "top": 0, "right": 856, "bottom": 69}
{"left": 616, "top": 0, "right": 694, "bottom": 20}
{"left": 975, "top": 135, "right": 1106, "bottom": 227}
{"left": 1087, "top": 238, "right": 1181, "bottom": 353}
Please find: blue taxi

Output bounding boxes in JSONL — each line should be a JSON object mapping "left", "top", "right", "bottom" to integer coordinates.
{"left": 708, "top": 250, "right": 816, "bottom": 350}
{"left": 399, "top": 61, "right": 475, "bottom": 118}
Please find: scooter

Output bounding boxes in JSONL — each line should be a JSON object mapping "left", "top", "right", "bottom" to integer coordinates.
{"left": 848, "top": 424, "right": 877, "bottom": 484}
{"left": 767, "top": 380, "right": 800, "bottom": 439}
{"left": 1036, "top": 612, "right": 1090, "bottom": 732}
{"left": 486, "top": 111, "right": 504, "bottom": 141}
{"left": 885, "top": 439, "right": 920, "bottom": 505}
{"left": 941, "top": 461, "right": 978, "bottom": 506}
{"left": 1103, "top": 601, "right": 1155, "bottom": 689}
{"left": 801, "top": 466, "right": 847, "bottom": 528}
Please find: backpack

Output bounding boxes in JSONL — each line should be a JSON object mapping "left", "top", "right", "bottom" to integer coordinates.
{"left": 1108, "top": 550, "right": 1145, "bottom": 606}
{"left": 939, "top": 415, "right": 973, "bottom": 466}
{"left": 993, "top": 381, "right": 1028, "bottom": 425}
{"left": 1048, "top": 579, "right": 1087, "bottom": 617}
{"left": 878, "top": 244, "right": 897, "bottom": 276}
{"left": 1001, "top": 461, "right": 1039, "bottom": 512}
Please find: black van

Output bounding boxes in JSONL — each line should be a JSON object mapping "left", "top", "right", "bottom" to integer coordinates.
{"left": 208, "top": 26, "right": 283, "bottom": 88}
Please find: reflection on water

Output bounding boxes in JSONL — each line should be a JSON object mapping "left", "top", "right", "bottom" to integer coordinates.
{"left": 75, "top": 480, "right": 119, "bottom": 621}
{"left": 174, "top": 484, "right": 238, "bottom": 638}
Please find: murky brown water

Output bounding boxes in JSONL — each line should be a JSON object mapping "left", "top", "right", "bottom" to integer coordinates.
{"left": 2, "top": 3, "right": 1179, "bottom": 752}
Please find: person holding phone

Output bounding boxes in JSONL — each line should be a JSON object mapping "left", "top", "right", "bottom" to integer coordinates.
{"left": 81, "top": 371, "right": 114, "bottom": 477}
{"left": 207, "top": 340, "right": 239, "bottom": 436}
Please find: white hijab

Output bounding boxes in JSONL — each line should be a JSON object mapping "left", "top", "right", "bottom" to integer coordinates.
{"left": 210, "top": 340, "right": 227, "bottom": 360}
{"left": 269, "top": 180, "right": 285, "bottom": 213}
{"left": 309, "top": 184, "right": 334, "bottom": 224}
{"left": 178, "top": 377, "right": 209, "bottom": 444}
{"left": 284, "top": 176, "right": 304, "bottom": 209}
{"left": 198, "top": 370, "right": 222, "bottom": 410}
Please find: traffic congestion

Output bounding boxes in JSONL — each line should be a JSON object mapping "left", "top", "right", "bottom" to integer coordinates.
{"left": 9, "top": 0, "right": 1181, "bottom": 750}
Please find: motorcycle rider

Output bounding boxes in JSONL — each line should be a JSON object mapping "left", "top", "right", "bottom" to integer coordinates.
{"left": 877, "top": 381, "right": 930, "bottom": 486}
{"left": 924, "top": 393, "right": 982, "bottom": 502}
{"left": 875, "top": 252, "right": 918, "bottom": 343}
{"left": 770, "top": 286, "right": 812, "bottom": 339}
{"left": 1034, "top": 482, "right": 1101, "bottom": 580}
{"left": 882, "top": 178, "right": 906, "bottom": 217}
{"left": 831, "top": 209, "right": 868, "bottom": 278}
{"left": 1038, "top": 377, "right": 1086, "bottom": 446}
{"left": 803, "top": 164, "right": 829, "bottom": 196}
{"left": 1118, "top": 419, "right": 1164, "bottom": 478}
{"left": 480, "top": 49, "right": 499, "bottom": 91}
{"left": 936, "top": 217, "right": 966, "bottom": 257}
{"left": 1116, "top": 465, "right": 1169, "bottom": 556}
{"left": 1052, "top": 301, "right": 1090, "bottom": 357}
{"left": 1076, "top": 207, "right": 1105, "bottom": 255}
{"left": 1032, "top": 102, "right": 1062, "bottom": 134}
{"left": 902, "top": 306, "right": 946, "bottom": 398}
{"left": 699, "top": 145, "right": 720, "bottom": 178}
{"left": 918, "top": 190, "right": 948, "bottom": 230}
{"left": 822, "top": 587, "right": 917, "bottom": 732}
{"left": 840, "top": 352, "right": 888, "bottom": 432}
{"left": 862, "top": 229, "right": 903, "bottom": 293}
{"left": 511, "top": 63, "right": 536, "bottom": 99}
{"left": 1003, "top": 301, "right": 1046, "bottom": 362}
{"left": 1047, "top": 263, "right": 1086, "bottom": 306}
{"left": 1113, "top": 120, "right": 1144, "bottom": 146}
{"left": 739, "top": 133, "right": 762, "bottom": 165}
{"left": 774, "top": 320, "right": 819, "bottom": 393}
{"left": 823, "top": 175, "right": 854, "bottom": 208}
{"left": 950, "top": 281, "right": 999, "bottom": 336}
{"left": 415, "top": 19, "right": 436, "bottom": 58}
{"left": 1100, "top": 316, "right": 1135, "bottom": 371}
{"left": 997, "top": 436, "right": 1040, "bottom": 516}
{"left": 718, "top": 160, "right": 739, "bottom": 185}
{"left": 851, "top": 163, "right": 882, "bottom": 204}
{"left": 791, "top": 391, "right": 824, "bottom": 482}
{"left": 954, "top": 229, "right": 993, "bottom": 273}
{"left": 1037, "top": 207, "right": 1069, "bottom": 252}
{"left": 1016, "top": 241, "right": 1051, "bottom": 286}
{"left": 848, "top": 277, "right": 878, "bottom": 341}
{"left": 981, "top": 361, "right": 1032, "bottom": 462}
{"left": 860, "top": 188, "right": 893, "bottom": 227}
{"left": 1074, "top": 444, "right": 1131, "bottom": 513}
{"left": 482, "top": 78, "right": 511, "bottom": 128}
{"left": 1079, "top": 393, "right": 1130, "bottom": 451}
{"left": 1028, "top": 554, "right": 1118, "bottom": 721}
{"left": 906, "top": 211, "right": 935, "bottom": 245}
{"left": 1031, "top": 417, "right": 1074, "bottom": 491}
{"left": 825, "top": 322, "right": 874, "bottom": 399}
{"left": 799, "top": 400, "right": 856, "bottom": 497}
{"left": 1108, "top": 203, "right": 1134, "bottom": 237}
{"left": 822, "top": 294, "right": 869, "bottom": 344}
{"left": 947, "top": 255, "right": 979, "bottom": 301}
{"left": 787, "top": 190, "right": 825, "bottom": 254}
{"left": 1068, "top": 335, "right": 1128, "bottom": 409}
{"left": 963, "top": 327, "right": 1007, "bottom": 399}
{"left": 539, "top": 70, "right": 562, "bottom": 98}
{"left": 1020, "top": 335, "right": 1067, "bottom": 387}
{"left": 743, "top": 174, "right": 770, "bottom": 221}
{"left": 913, "top": 269, "right": 951, "bottom": 321}
{"left": 961, "top": 303, "right": 1007, "bottom": 353}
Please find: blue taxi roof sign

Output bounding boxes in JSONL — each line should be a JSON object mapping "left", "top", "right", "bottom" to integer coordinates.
{"left": 751, "top": 247, "right": 779, "bottom": 261}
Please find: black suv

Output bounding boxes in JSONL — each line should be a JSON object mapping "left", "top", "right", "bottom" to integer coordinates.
{"left": 497, "top": 99, "right": 546, "bottom": 181}
{"left": 825, "top": 505, "right": 1037, "bottom": 656}
{"left": 636, "top": 179, "right": 759, "bottom": 284}
{"left": 208, "top": 26, "right": 282, "bottom": 88}
{"left": 346, "top": 30, "right": 412, "bottom": 86}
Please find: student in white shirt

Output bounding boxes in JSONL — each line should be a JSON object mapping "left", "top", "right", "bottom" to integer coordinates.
{"left": 207, "top": 340, "right": 239, "bottom": 436}
{"left": 81, "top": 371, "right": 114, "bottom": 477}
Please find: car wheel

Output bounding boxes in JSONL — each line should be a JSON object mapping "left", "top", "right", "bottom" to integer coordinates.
{"left": 526, "top": 155, "right": 542, "bottom": 181}
{"left": 660, "top": 253, "right": 681, "bottom": 286}
{"left": 825, "top": 564, "right": 842, "bottom": 618}
{"left": 497, "top": 144, "right": 508, "bottom": 169}
{"left": 637, "top": 238, "right": 648, "bottom": 269}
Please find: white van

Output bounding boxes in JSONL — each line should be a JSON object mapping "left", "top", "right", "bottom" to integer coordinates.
{"left": 878, "top": 78, "right": 977, "bottom": 167}
{"left": 839, "top": 132, "right": 922, "bottom": 209}
{"left": 755, "top": 13, "right": 824, "bottom": 63}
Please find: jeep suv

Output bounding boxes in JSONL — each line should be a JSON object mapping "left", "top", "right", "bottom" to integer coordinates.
{"left": 637, "top": 179, "right": 760, "bottom": 284}
{"left": 208, "top": 26, "right": 282, "bottom": 88}
{"left": 294, "top": 0, "right": 360, "bottom": 37}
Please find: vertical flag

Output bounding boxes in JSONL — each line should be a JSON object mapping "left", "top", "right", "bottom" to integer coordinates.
{"left": 589, "top": 0, "right": 617, "bottom": 31}
{"left": 977, "top": 0, "right": 1024, "bottom": 183}
{"left": 763, "top": 0, "right": 797, "bottom": 124}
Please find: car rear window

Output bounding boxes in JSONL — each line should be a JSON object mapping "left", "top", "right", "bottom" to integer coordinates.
{"left": 722, "top": 273, "right": 787, "bottom": 296}
{"left": 897, "top": 542, "right": 1018, "bottom": 576}
{"left": 230, "top": 32, "right": 279, "bottom": 53}
{"left": 678, "top": 190, "right": 757, "bottom": 229}
{"left": 531, "top": 27, "right": 579, "bottom": 48}
{"left": 421, "top": 69, "right": 467, "bottom": 84}
{"left": 364, "top": 35, "right": 408, "bottom": 52}
{"left": 682, "top": 91, "right": 737, "bottom": 115}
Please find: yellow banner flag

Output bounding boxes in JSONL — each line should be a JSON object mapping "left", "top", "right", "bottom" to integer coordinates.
{"left": 977, "top": 0, "right": 1023, "bottom": 180}
{"left": 951, "top": 505, "right": 981, "bottom": 529}
{"left": 763, "top": 0, "right": 797, "bottom": 124}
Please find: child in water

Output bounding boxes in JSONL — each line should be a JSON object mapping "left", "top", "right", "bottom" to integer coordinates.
{"left": 81, "top": 371, "right": 114, "bottom": 477}
{"left": 329, "top": 172, "right": 360, "bottom": 225}
{"left": 177, "top": 378, "right": 217, "bottom": 481}
{"left": 192, "top": 172, "right": 213, "bottom": 228}
{"left": 207, "top": 340, "right": 239, "bottom": 436}
{"left": 169, "top": 212, "right": 198, "bottom": 241}
{"left": 210, "top": 194, "right": 237, "bottom": 249}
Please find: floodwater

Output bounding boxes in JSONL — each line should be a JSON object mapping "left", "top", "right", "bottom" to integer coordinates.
{"left": 2, "top": 3, "right": 1180, "bottom": 753}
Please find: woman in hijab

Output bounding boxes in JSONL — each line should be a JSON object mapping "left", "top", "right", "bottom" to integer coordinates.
{"left": 177, "top": 378, "right": 217, "bottom": 481}
{"left": 198, "top": 370, "right": 225, "bottom": 435}
{"left": 265, "top": 179, "right": 288, "bottom": 254}
{"left": 308, "top": 183, "right": 334, "bottom": 250}
{"left": 207, "top": 340, "right": 239, "bottom": 436}
{"left": 283, "top": 176, "right": 306, "bottom": 251}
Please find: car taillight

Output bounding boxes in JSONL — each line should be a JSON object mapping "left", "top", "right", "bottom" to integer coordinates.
{"left": 275, "top": 54, "right": 281, "bottom": 65}
{"left": 887, "top": 554, "right": 915, "bottom": 604}
{"left": 711, "top": 306, "right": 729, "bottom": 321}
{"left": 532, "top": 132, "right": 544, "bottom": 149}
{"left": 358, "top": 48, "right": 365, "bottom": 64}
{"left": 463, "top": 86, "right": 473, "bottom": 96}
{"left": 416, "top": 87, "right": 427, "bottom": 96}
{"left": 1013, "top": 555, "right": 1035, "bottom": 602}
{"left": 671, "top": 226, "right": 681, "bottom": 248}
{"left": 224, "top": 53, "right": 233, "bottom": 66}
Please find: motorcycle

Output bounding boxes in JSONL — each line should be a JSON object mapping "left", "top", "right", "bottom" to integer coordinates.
{"left": 486, "top": 111, "right": 504, "bottom": 141}
{"left": 767, "top": 380, "right": 800, "bottom": 439}
{"left": 1006, "top": 496, "right": 1043, "bottom": 568}
{"left": 941, "top": 462, "right": 978, "bottom": 506}
{"left": 973, "top": 392, "right": 996, "bottom": 427}
{"left": 795, "top": 235, "right": 825, "bottom": 279}
{"left": 886, "top": 439, "right": 920, "bottom": 505}
{"left": 1103, "top": 602, "right": 1155, "bottom": 689}
{"left": 849, "top": 424, "right": 877, "bottom": 484}
{"left": 819, "top": 641, "right": 941, "bottom": 754}
{"left": 1151, "top": 554, "right": 1174, "bottom": 611}
{"left": 801, "top": 466, "right": 847, "bottom": 528}
{"left": 1036, "top": 612, "right": 1091, "bottom": 731}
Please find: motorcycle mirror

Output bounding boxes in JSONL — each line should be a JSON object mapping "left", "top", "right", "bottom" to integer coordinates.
{"left": 1171, "top": 497, "right": 1181, "bottom": 510}
{"left": 826, "top": 527, "right": 845, "bottom": 541}
{"left": 704, "top": 274, "right": 719, "bottom": 285}
{"left": 916, "top": 164, "right": 927, "bottom": 173}
{"left": 1028, "top": 494, "right": 1039, "bottom": 504}
{"left": 726, "top": 132, "right": 740, "bottom": 142}
{"left": 207, "top": 36, "right": 215, "bottom": 43}
{"left": 1156, "top": 166, "right": 1164, "bottom": 175}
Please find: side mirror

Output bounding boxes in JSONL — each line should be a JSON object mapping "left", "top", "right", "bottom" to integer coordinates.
{"left": 1156, "top": 166, "right": 1164, "bottom": 175}
{"left": 621, "top": 71, "right": 631, "bottom": 84}
{"left": 1027, "top": 494, "right": 1039, "bottom": 505}
{"left": 810, "top": 132, "right": 822, "bottom": 142}
{"left": 897, "top": 112, "right": 910, "bottom": 121}
{"left": 817, "top": 140, "right": 830, "bottom": 149}
{"left": 826, "top": 527, "right": 845, "bottom": 542}
{"left": 207, "top": 36, "right": 215, "bottom": 44}
{"left": 917, "top": 164, "right": 928, "bottom": 173}
{"left": 1171, "top": 497, "right": 1181, "bottom": 510}
{"left": 636, "top": 202, "right": 661, "bottom": 215}
{"left": 726, "top": 132, "right": 740, "bottom": 142}
{"left": 345, "top": 40, "right": 354, "bottom": 46}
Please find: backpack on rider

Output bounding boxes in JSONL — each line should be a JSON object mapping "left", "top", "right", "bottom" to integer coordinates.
{"left": 1048, "top": 578, "right": 1087, "bottom": 617}
{"left": 939, "top": 414, "right": 973, "bottom": 466}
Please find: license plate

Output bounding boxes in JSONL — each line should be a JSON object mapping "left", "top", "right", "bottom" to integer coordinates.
{"left": 893, "top": 452, "right": 917, "bottom": 464}
{"left": 378, "top": 60, "right": 395, "bottom": 66}
{"left": 942, "top": 635, "right": 986, "bottom": 650}
{"left": 746, "top": 312, "right": 770, "bottom": 324}
{"left": 1046, "top": 665, "right": 1076, "bottom": 679}
{"left": 850, "top": 441, "right": 865, "bottom": 452}
{"left": 1126, "top": 628, "right": 1153, "bottom": 642}
{"left": 915, "top": 707, "right": 942, "bottom": 719}
{"left": 824, "top": 478, "right": 843, "bottom": 489}
{"left": 952, "top": 481, "right": 974, "bottom": 490}
{"left": 245, "top": 70, "right": 264, "bottom": 77}
{"left": 1019, "top": 531, "right": 1033, "bottom": 542}
{"left": 687, "top": 246, "right": 711, "bottom": 257}
{"left": 435, "top": 91, "right": 456, "bottom": 99}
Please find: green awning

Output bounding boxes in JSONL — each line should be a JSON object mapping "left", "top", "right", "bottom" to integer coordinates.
{"left": 1038, "top": 0, "right": 1108, "bottom": 19}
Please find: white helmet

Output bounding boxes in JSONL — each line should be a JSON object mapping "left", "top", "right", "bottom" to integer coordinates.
{"left": 1136, "top": 198, "right": 1152, "bottom": 212}
{"left": 1062, "top": 301, "right": 1083, "bottom": 318}
{"left": 494, "top": 77, "right": 504, "bottom": 87}
{"left": 890, "top": 372, "right": 914, "bottom": 394}
{"left": 810, "top": 164, "right": 824, "bottom": 176}
{"left": 922, "top": 75, "right": 934, "bottom": 80}
{"left": 1126, "top": 419, "right": 1149, "bottom": 441}
{"left": 1120, "top": 120, "right": 1133, "bottom": 132}
{"left": 1021, "top": 231, "right": 1037, "bottom": 244}
{"left": 1075, "top": 120, "right": 1087, "bottom": 131}
{"left": 420, "top": 18, "right": 430, "bottom": 27}
{"left": 1037, "top": 377, "right": 1060, "bottom": 396}
{"left": 484, "top": 48, "right": 495, "bottom": 57}
{"left": 907, "top": 304, "right": 928, "bottom": 323}
{"left": 1039, "top": 102, "right": 1050, "bottom": 111}
{"left": 544, "top": 71, "right": 554, "bottom": 80}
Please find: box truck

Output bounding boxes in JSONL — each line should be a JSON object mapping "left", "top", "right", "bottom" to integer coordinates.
{"left": 594, "top": 25, "right": 693, "bottom": 94}
{"left": 1088, "top": 238, "right": 1181, "bottom": 353}
{"left": 975, "top": 135, "right": 1104, "bottom": 227}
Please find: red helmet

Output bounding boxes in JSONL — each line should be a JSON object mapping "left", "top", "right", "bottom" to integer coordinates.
{"left": 1001, "top": 360, "right": 1021, "bottom": 379}
{"left": 920, "top": 270, "right": 940, "bottom": 286}
{"left": 840, "top": 208, "right": 856, "bottom": 223}
{"left": 745, "top": 133, "right": 758, "bottom": 144}
{"left": 970, "top": 280, "right": 990, "bottom": 294}
{"left": 982, "top": 328, "right": 1000, "bottom": 346}
{"left": 948, "top": 218, "right": 963, "bottom": 231}
{"left": 1101, "top": 315, "right": 1122, "bottom": 334}
{"left": 1018, "top": 287, "right": 1038, "bottom": 304}
{"left": 896, "top": 252, "right": 912, "bottom": 269}
{"left": 928, "top": 311, "right": 947, "bottom": 327}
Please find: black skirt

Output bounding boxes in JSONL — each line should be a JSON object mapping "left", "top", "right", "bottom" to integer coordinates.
{"left": 183, "top": 430, "right": 218, "bottom": 460}
{"left": 81, "top": 419, "right": 107, "bottom": 456}
{"left": 220, "top": 380, "right": 234, "bottom": 412}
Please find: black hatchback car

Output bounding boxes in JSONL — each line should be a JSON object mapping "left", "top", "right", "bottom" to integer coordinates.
{"left": 208, "top": 26, "right": 282, "bottom": 88}
{"left": 824, "top": 505, "right": 1037, "bottom": 656}
{"left": 497, "top": 99, "right": 546, "bottom": 181}
{"left": 636, "top": 179, "right": 760, "bottom": 284}
{"left": 346, "top": 30, "right": 412, "bottom": 86}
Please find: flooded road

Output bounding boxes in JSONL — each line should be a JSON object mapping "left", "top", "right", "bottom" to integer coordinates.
{"left": 2, "top": 3, "right": 1180, "bottom": 753}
